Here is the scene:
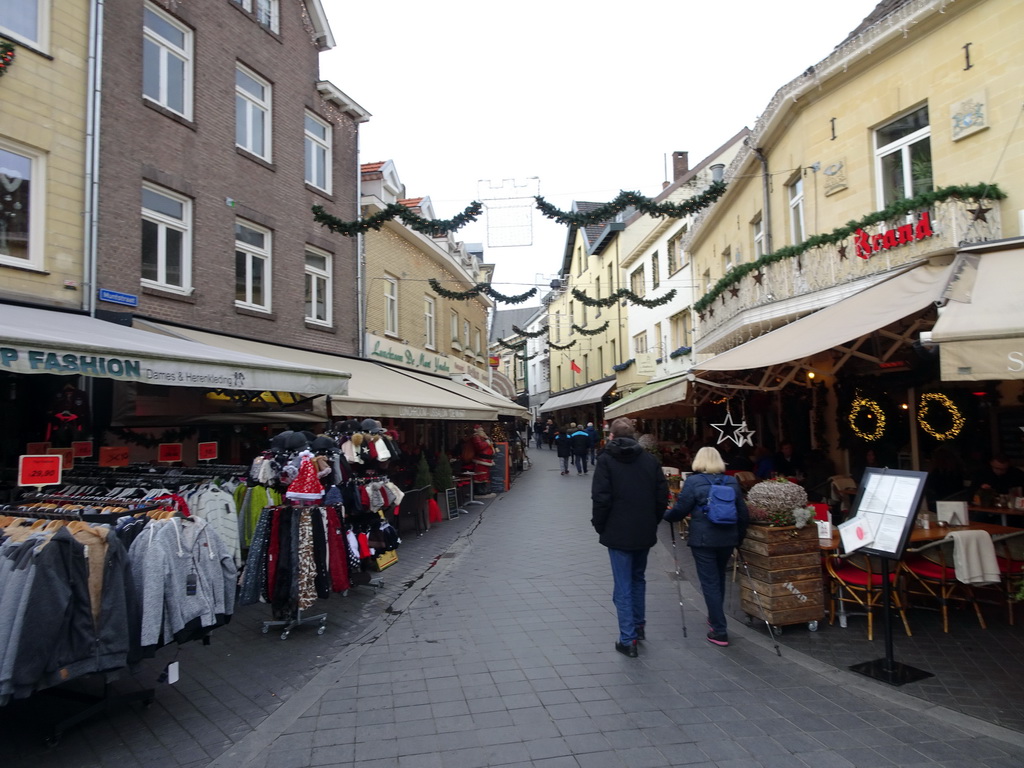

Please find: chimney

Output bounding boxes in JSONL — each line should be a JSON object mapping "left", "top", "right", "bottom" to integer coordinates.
{"left": 672, "top": 151, "right": 689, "bottom": 181}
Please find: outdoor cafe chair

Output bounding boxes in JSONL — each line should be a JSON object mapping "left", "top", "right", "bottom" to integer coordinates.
{"left": 824, "top": 550, "right": 911, "bottom": 641}
{"left": 992, "top": 530, "right": 1024, "bottom": 625}
{"left": 901, "top": 532, "right": 992, "bottom": 633}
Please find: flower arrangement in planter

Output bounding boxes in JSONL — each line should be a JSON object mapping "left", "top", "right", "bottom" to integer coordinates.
{"left": 746, "top": 478, "right": 814, "bottom": 528}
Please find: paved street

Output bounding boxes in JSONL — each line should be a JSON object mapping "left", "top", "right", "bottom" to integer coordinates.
{"left": 3, "top": 446, "right": 1024, "bottom": 767}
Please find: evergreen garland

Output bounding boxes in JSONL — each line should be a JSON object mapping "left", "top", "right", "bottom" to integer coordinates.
{"left": 511, "top": 324, "right": 548, "bottom": 338}
{"left": 693, "top": 183, "right": 1006, "bottom": 313}
{"left": 312, "top": 201, "right": 483, "bottom": 238}
{"left": 612, "top": 359, "right": 635, "bottom": 372}
{"left": 496, "top": 338, "right": 526, "bottom": 352}
{"left": 535, "top": 181, "right": 727, "bottom": 226}
{"left": 571, "top": 287, "right": 677, "bottom": 309}
{"left": 0, "top": 42, "right": 14, "bottom": 77}
{"left": 428, "top": 278, "right": 537, "bottom": 304}
{"left": 571, "top": 321, "right": 610, "bottom": 336}
{"left": 547, "top": 340, "right": 577, "bottom": 351}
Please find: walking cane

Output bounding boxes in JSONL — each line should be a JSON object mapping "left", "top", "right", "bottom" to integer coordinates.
{"left": 735, "top": 549, "right": 781, "bottom": 657}
{"left": 668, "top": 522, "right": 688, "bottom": 638}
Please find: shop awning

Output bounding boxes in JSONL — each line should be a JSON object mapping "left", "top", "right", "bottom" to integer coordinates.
{"left": 0, "top": 304, "right": 350, "bottom": 395}
{"left": 539, "top": 379, "right": 615, "bottom": 413}
{"left": 694, "top": 261, "right": 955, "bottom": 373}
{"left": 931, "top": 243, "right": 1024, "bottom": 381}
{"left": 442, "top": 373, "right": 528, "bottom": 417}
{"left": 135, "top": 321, "right": 500, "bottom": 421}
{"left": 603, "top": 374, "right": 690, "bottom": 419}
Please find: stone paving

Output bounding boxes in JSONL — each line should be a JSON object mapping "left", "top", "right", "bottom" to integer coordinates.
{"left": 2, "top": 446, "right": 1023, "bottom": 768}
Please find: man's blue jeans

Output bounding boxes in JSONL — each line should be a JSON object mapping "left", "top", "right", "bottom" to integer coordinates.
{"left": 608, "top": 547, "right": 648, "bottom": 644}
{"left": 574, "top": 453, "right": 586, "bottom": 473}
{"left": 690, "top": 546, "right": 733, "bottom": 636}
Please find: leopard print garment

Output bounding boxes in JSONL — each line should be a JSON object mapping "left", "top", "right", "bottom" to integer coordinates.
{"left": 297, "top": 508, "right": 318, "bottom": 611}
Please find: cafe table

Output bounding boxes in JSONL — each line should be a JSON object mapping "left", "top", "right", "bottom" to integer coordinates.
{"left": 968, "top": 504, "right": 1024, "bottom": 527}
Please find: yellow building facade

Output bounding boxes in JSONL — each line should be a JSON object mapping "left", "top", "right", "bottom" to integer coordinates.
{"left": 0, "top": 1, "right": 91, "bottom": 310}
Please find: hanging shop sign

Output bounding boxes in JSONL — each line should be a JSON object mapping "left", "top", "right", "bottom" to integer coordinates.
{"left": 855, "top": 211, "right": 934, "bottom": 260}
{"left": 157, "top": 442, "right": 183, "bottom": 463}
{"left": 366, "top": 333, "right": 454, "bottom": 375}
{"left": 197, "top": 441, "right": 219, "bottom": 461}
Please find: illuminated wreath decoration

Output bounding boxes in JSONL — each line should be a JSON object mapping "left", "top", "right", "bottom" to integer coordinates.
{"left": 848, "top": 396, "right": 886, "bottom": 441}
{"left": 917, "top": 393, "right": 965, "bottom": 440}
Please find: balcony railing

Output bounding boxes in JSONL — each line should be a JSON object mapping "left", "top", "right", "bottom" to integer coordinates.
{"left": 695, "top": 197, "right": 1001, "bottom": 354}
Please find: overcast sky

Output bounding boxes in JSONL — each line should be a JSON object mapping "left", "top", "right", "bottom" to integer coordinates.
{"left": 318, "top": 1, "right": 881, "bottom": 304}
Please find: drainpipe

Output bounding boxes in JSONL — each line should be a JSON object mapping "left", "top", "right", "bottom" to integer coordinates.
{"left": 355, "top": 134, "right": 365, "bottom": 357}
{"left": 753, "top": 147, "right": 773, "bottom": 255}
{"left": 83, "top": 0, "right": 104, "bottom": 316}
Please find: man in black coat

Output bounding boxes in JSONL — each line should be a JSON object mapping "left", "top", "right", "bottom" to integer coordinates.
{"left": 591, "top": 418, "right": 668, "bottom": 657}
{"left": 569, "top": 423, "right": 591, "bottom": 475}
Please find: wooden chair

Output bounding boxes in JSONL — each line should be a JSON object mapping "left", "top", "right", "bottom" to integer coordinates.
{"left": 824, "top": 551, "right": 911, "bottom": 640}
{"left": 901, "top": 535, "right": 988, "bottom": 633}
{"left": 992, "top": 531, "right": 1024, "bottom": 625}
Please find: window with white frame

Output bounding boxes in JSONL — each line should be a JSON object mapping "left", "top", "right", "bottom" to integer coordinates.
{"left": 576, "top": 246, "right": 583, "bottom": 277}
{"left": 598, "top": 347, "right": 604, "bottom": 376}
{"left": 463, "top": 319, "right": 471, "bottom": 349}
{"left": 304, "top": 247, "right": 332, "bottom": 324}
{"left": 143, "top": 3, "right": 192, "bottom": 119}
{"left": 230, "top": 0, "right": 279, "bottom": 33}
{"left": 876, "top": 105, "right": 932, "bottom": 207}
{"left": 651, "top": 252, "right": 660, "bottom": 289}
{"left": 234, "top": 220, "right": 271, "bottom": 310}
{"left": 787, "top": 176, "right": 805, "bottom": 245}
{"left": 1, "top": 0, "right": 46, "bottom": 49}
{"left": 670, "top": 310, "right": 692, "bottom": 350}
{"left": 141, "top": 184, "right": 191, "bottom": 292}
{"left": 721, "top": 246, "right": 734, "bottom": 274}
{"left": 0, "top": 141, "right": 43, "bottom": 269}
{"left": 667, "top": 236, "right": 679, "bottom": 275}
{"left": 423, "top": 296, "right": 436, "bottom": 349}
{"left": 515, "top": 356, "right": 524, "bottom": 382}
{"left": 653, "top": 322, "right": 662, "bottom": 358}
{"left": 383, "top": 274, "right": 398, "bottom": 335}
{"left": 450, "top": 310, "right": 460, "bottom": 346}
{"left": 633, "top": 331, "right": 648, "bottom": 355}
{"left": 630, "top": 266, "right": 645, "bottom": 297}
{"left": 304, "top": 112, "right": 331, "bottom": 192}
{"left": 474, "top": 328, "right": 482, "bottom": 356}
{"left": 235, "top": 64, "right": 271, "bottom": 160}
{"left": 554, "top": 311, "right": 561, "bottom": 342}
{"left": 752, "top": 214, "right": 765, "bottom": 260}
{"left": 583, "top": 354, "right": 589, "bottom": 380}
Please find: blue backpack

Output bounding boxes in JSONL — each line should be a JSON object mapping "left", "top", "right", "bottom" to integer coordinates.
{"left": 702, "top": 476, "right": 738, "bottom": 525}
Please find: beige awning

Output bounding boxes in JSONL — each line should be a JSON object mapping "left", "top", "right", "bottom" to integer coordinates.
{"left": 441, "top": 373, "right": 529, "bottom": 417}
{"left": 134, "top": 321, "right": 500, "bottom": 421}
{"left": 695, "top": 262, "right": 954, "bottom": 373}
{"left": 603, "top": 374, "right": 690, "bottom": 418}
{"left": 0, "top": 304, "right": 349, "bottom": 395}
{"left": 540, "top": 379, "right": 615, "bottom": 413}
{"left": 931, "top": 243, "right": 1024, "bottom": 381}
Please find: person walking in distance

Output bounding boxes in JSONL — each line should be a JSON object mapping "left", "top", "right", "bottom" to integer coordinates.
{"left": 569, "top": 422, "right": 591, "bottom": 475}
{"left": 664, "top": 446, "right": 748, "bottom": 647}
{"left": 584, "top": 421, "right": 599, "bottom": 468}
{"left": 591, "top": 417, "right": 669, "bottom": 657}
{"left": 544, "top": 419, "right": 557, "bottom": 450}
{"left": 532, "top": 418, "right": 545, "bottom": 451}
{"left": 554, "top": 426, "right": 572, "bottom": 475}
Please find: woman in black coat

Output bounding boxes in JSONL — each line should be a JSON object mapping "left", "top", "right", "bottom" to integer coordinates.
{"left": 554, "top": 426, "right": 572, "bottom": 475}
{"left": 664, "top": 446, "right": 748, "bottom": 647}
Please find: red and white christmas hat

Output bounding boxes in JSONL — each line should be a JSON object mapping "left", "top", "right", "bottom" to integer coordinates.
{"left": 285, "top": 455, "right": 324, "bottom": 502}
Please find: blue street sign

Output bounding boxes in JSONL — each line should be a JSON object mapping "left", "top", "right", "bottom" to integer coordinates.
{"left": 98, "top": 289, "right": 139, "bottom": 307}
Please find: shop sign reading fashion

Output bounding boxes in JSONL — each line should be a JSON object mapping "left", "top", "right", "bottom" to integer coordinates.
{"left": 855, "top": 211, "right": 934, "bottom": 259}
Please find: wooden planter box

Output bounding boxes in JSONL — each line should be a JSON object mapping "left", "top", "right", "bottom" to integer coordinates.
{"left": 738, "top": 523, "right": 824, "bottom": 629}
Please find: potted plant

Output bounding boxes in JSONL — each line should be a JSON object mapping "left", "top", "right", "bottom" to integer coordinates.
{"left": 738, "top": 478, "right": 824, "bottom": 631}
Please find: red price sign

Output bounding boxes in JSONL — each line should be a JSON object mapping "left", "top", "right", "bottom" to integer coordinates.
{"left": 48, "top": 447, "right": 74, "bottom": 469}
{"left": 99, "top": 446, "right": 130, "bottom": 467}
{"left": 157, "top": 443, "right": 183, "bottom": 463}
{"left": 197, "top": 441, "right": 218, "bottom": 461}
{"left": 26, "top": 441, "right": 51, "bottom": 454}
{"left": 72, "top": 440, "right": 94, "bottom": 459}
{"left": 18, "top": 454, "right": 63, "bottom": 487}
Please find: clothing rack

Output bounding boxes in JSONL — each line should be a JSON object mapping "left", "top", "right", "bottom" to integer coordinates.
{"left": 261, "top": 606, "right": 327, "bottom": 640}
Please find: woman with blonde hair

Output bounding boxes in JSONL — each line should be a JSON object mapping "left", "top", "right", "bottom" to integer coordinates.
{"left": 664, "top": 446, "right": 748, "bottom": 646}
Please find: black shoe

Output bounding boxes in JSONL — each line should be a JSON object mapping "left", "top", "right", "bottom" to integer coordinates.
{"left": 706, "top": 631, "right": 729, "bottom": 647}
{"left": 615, "top": 640, "right": 638, "bottom": 658}
{"left": 635, "top": 625, "right": 645, "bottom": 640}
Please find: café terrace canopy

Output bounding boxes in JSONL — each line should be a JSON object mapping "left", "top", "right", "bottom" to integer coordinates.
{"left": 692, "top": 261, "right": 955, "bottom": 381}
{"left": 930, "top": 242, "right": 1024, "bottom": 381}
{"left": 0, "top": 304, "right": 350, "bottom": 395}
{"left": 134, "top": 321, "right": 502, "bottom": 421}
{"left": 539, "top": 379, "right": 616, "bottom": 413}
{"left": 603, "top": 373, "right": 690, "bottom": 419}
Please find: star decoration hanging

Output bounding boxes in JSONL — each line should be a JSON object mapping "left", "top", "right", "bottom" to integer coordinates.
{"left": 838, "top": 244, "right": 848, "bottom": 260}
{"left": 752, "top": 270, "right": 764, "bottom": 285}
{"left": 735, "top": 421, "right": 756, "bottom": 448}
{"left": 968, "top": 205, "right": 992, "bottom": 222}
{"left": 728, "top": 286, "right": 740, "bottom": 298}
{"left": 711, "top": 411, "right": 744, "bottom": 446}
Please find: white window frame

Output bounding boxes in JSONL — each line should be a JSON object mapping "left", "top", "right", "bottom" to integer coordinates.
{"left": 234, "top": 220, "right": 272, "bottom": 311}
{"left": 651, "top": 252, "right": 660, "bottom": 289}
{"left": 1, "top": 0, "right": 48, "bottom": 50}
{"left": 423, "top": 296, "right": 436, "bottom": 349}
{"left": 235, "top": 63, "right": 272, "bottom": 160}
{"left": 474, "top": 328, "right": 482, "bottom": 356}
{"left": 630, "top": 266, "right": 645, "bottom": 297}
{"left": 141, "top": 183, "right": 192, "bottom": 293}
{"left": 634, "top": 331, "right": 648, "bottom": 355}
{"left": 875, "top": 105, "right": 932, "bottom": 208}
{"left": 463, "top": 319, "right": 471, "bottom": 350}
{"left": 788, "top": 177, "right": 805, "bottom": 245}
{"left": 304, "top": 111, "right": 332, "bottom": 193}
{"left": 752, "top": 215, "right": 765, "bottom": 260}
{"left": 304, "top": 246, "right": 332, "bottom": 326}
{"left": 143, "top": 2, "right": 193, "bottom": 119}
{"left": 230, "top": 0, "right": 279, "bottom": 33}
{"left": 0, "top": 139, "right": 45, "bottom": 271}
{"left": 383, "top": 274, "right": 399, "bottom": 336}
{"left": 450, "top": 309, "right": 460, "bottom": 348}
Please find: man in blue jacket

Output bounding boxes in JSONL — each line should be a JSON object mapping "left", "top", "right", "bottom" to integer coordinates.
{"left": 584, "top": 421, "right": 599, "bottom": 468}
{"left": 569, "top": 423, "right": 591, "bottom": 475}
{"left": 591, "top": 417, "right": 668, "bottom": 657}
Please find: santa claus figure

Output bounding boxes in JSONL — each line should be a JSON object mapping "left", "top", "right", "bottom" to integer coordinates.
{"left": 460, "top": 424, "right": 494, "bottom": 490}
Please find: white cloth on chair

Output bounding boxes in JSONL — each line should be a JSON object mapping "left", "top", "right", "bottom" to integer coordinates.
{"left": 949, "top": 530, "right": 1000, "bottom": 584}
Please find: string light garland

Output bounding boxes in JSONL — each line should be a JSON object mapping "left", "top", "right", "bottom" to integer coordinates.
{"left": 848, "top": 396, "right": 886, "bottom": 441}
{"left": 0, "top": 42, "right": 15, "bottom": 77}
{"left": 534, "top": 182, "right": 727, "bottom": 226}
{"left": 917, "top": 393, "right": 965, "bottom": 440}
{"left": 571, "top": 287, "right": 677, "bottom": 309}
{"left": 313, "top": 201, "right": 483, "bottom": 238}
{"left": 428, "top": 278, "right": 537, "bottom": 304}
{"left": 693, "top": 183, "right": 1006, "bottom": 313}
